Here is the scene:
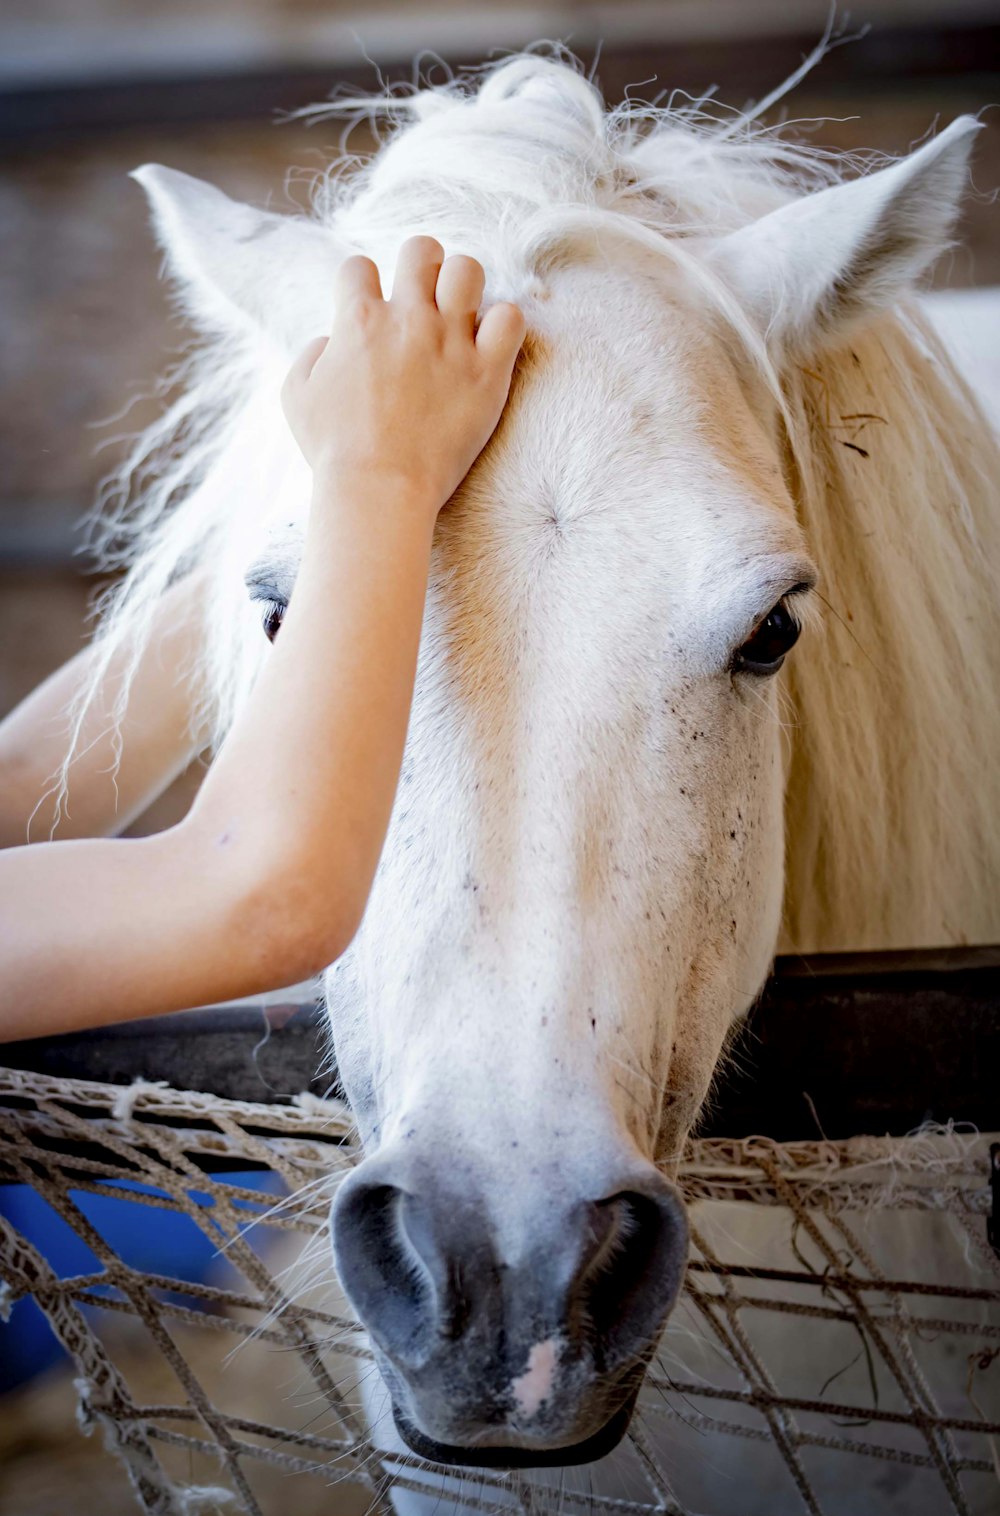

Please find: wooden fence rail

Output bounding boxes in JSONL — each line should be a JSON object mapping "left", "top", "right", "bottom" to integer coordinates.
{"left": 2, "top": 946, "right": 997, "bottom": 1144}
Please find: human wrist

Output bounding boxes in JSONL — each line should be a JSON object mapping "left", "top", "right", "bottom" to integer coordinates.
{"left": 309, "top": 458, "right": 447, "bottom": 532}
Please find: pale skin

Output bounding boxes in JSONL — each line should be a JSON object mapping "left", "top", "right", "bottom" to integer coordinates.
{"left": 0, "top": 572, "right": 210, "bottom": 849}
{"left": 0, "top": 237, "right": 526, "bottom": 1040}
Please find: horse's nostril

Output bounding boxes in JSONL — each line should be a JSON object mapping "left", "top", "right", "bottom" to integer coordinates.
{"left": 576, "top": 1185, "right": 688, "bottom": 1371}
{"left": 333, "top": 1175, "right": 478, "bottom": 1364}
{"left": 333, "top": 1181, "right": 436, "bottom": 1365}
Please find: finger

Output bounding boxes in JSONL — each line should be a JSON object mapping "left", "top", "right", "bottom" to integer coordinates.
{"left": 435, "top": 254, "right": 486, "bottom": 328}
{"left": 335, "top": 254, "right": 383, "bottom": 304}
{"left": 281, "top": 335, "right": 328, "bottom": 415}
{"left": 476, "top": 302, "right": 527, "bottom": 365}
{"left": 390, "top": 235, "right": 445, "bottom": 305}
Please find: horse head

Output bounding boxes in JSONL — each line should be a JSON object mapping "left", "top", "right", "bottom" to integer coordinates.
{"left": 131, "top": 61, "right": 980, "bottom": 1465}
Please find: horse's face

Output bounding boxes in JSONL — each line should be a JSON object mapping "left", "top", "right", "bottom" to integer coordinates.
{"left": 243, "top": 264, "right": 814, "bottom": 1463}
{"left": 137, "top": 88, "right": 975, "bottom": 1467}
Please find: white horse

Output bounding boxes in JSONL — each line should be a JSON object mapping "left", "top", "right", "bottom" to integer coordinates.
{"left": 75, "top": 53, "right": 999, "bottom": 1508}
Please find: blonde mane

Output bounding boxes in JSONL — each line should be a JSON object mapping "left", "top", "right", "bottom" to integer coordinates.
{"left": 781, "top": 311, "right": 1000, "bottom": 951}
{"left": 73, "top": 51, "right": 1000, "bottom": 954}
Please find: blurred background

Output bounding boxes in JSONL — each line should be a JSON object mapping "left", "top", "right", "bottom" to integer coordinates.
{"left": 1, "top": 0, "right": 999, "bottom": 833}
{"left": 0, "top": 5, "right": 998, "bottom": 1512}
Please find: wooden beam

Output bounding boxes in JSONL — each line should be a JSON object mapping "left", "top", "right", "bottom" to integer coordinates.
{"left": 1, "top": 946, "right": 996, "bottom": 1144}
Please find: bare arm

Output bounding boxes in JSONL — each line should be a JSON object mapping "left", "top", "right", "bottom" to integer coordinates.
{"left": 0, "top": 238, "right": 525, "bottom": 1040}
{"left": 0, "top": 572, "right": 208, "bottom": 848}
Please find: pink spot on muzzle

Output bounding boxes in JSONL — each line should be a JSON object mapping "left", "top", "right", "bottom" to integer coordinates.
{"left": 510, "top": 1338, "right": 560, "bottom": 1419}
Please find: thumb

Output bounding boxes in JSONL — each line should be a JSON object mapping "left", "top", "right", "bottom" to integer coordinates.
{"left": 280, "top": 335, "right": 328, "bottom": 420}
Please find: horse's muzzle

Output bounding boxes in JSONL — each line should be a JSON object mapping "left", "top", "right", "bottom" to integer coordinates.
{"left": 331, "top": 1153, "right": 688, "bottom": 1465}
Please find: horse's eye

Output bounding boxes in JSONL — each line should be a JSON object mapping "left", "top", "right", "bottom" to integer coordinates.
{"left": 734, "top": 598, "right": 802, "bottom": 676}
{"left": 260, "top": 599, "right": 287, "bottom": 643}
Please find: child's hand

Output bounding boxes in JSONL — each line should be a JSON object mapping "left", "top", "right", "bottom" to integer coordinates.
{"left": 281, "top": 237, "right": 526, "bottom": 516}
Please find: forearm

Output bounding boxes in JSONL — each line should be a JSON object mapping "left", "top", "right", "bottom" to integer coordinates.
{"left": 187, "top": 468, "right": 436, "bottom": 931}
{"left": 0, "top": 574, "right": 208, "bottom": 848}
{"left": 0, "top": 473, "right": 435, "bottom": 1038}
{"left": 0, "top": 829, "right": 279, "bottom": 1039}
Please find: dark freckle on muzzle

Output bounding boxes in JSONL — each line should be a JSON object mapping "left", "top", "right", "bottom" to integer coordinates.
{"left": 331, "top": 1157, "right": 689, "bottom": 1468}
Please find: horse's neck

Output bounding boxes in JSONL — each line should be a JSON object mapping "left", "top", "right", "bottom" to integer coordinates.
{"left": 779, "top": 307, "right": 1000, "bottom": 954}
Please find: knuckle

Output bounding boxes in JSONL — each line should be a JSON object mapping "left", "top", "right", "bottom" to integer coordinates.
{"left": 341, "top": 292, "right": 377, "bottom": 330}
{"left": 405, "top": 304, "right": 440, "bottom": 342}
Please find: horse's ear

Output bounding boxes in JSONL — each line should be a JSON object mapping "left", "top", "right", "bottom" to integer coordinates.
{"left": 709, "top": 117, "right": 982, "bottom": 356}
{"left": 132, "top": 164, "right": 345, "bottom": 348}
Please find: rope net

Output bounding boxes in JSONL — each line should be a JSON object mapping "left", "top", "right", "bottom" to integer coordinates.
{"left": 0, "top": 1066, "right": 997, "bottom": 1516}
